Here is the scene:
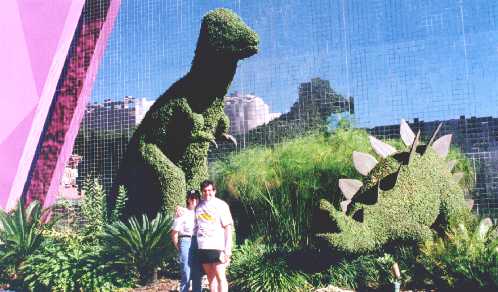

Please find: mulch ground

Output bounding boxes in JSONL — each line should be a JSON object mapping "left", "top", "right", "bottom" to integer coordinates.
{"left": 129, "top": 276, "right": 210, "bottom": 292}
{"left": 128, "top": 278, "right": 356, "bottom": 292}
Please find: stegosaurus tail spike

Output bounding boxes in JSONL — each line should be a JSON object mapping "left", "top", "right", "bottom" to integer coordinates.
{"left": 340, "top": 200, "right": 351, "bottom": 213}
{"left": 408, "top": 130, "right": 421, "bottom": 164}
{"left": 400, "top": 119, "right": 416, "bottom": 146}
{"left": 353, "top": 151, "right": 378, "bottom": 176}
{"left": 448, "top": 160, "right": 457, "bottom": 172}
{"left": 339, "top": 179, "right": 363, "bottom": 200}
{"left": 427, "top": 123, "right": 443, "bottom": 148}
{"left": 432, "top": 134, "right": 452, "bottom": 158}
{"left": 369, "top": 136, "right": 397, "bottom": 158}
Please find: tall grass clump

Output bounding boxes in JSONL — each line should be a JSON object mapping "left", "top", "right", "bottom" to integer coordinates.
{"left": 212, "top": 128, "right": 376, "bottom": 248}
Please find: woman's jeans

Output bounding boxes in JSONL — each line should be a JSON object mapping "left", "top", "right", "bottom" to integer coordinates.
{"left": 179, "top": 236, "right": 202, "bottom": 292}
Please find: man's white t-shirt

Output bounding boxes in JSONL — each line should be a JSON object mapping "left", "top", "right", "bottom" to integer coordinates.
{"left": 195, "top": 197, "right": 233, "bottom": 250}
{"left": 171, "top": 209, "right": 196, "bottom": 236}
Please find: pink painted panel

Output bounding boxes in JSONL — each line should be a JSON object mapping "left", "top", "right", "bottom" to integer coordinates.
{"left": 25, "top": 0, "right": 122, "bottom": 208}
{"left": 0, "top": 0, "right": 84, "bottom": 210}
{"left": 45, "top": 0, "right": 122, "bottom": 208}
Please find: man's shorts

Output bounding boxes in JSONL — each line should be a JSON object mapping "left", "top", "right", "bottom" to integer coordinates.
{"left": 197, "top": 249, "right": 222, "bottom": 264}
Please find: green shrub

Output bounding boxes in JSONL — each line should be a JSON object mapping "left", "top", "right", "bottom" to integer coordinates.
{"left": 110, "top": 185, "right": 128, "bottom": 222}
{"left": 229, "top": 241, "right": 311, "bottom": 292}
{"left": 21, "top": 230, "right": 134, "bottom": 291}
{"left": 418, "top": 218, "right": 498, "bottom": 291}
{"left": 99, "top": 212, "right": 175, "bottom": 285}
{"left": 0, "top": 200, "right": 49, "bottom": 287}
{"left": 81, "top": 177, "right": 108, "bottom": 235}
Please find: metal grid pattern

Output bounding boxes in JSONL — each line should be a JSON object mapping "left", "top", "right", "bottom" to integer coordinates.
{"left": 70, "top": 0, "right": 498, "bottom": 217}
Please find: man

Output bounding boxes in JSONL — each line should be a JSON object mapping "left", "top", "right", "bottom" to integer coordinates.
{"left": 170, "top": 190, "right": 202, "bottom": 292}
{"left": 195, "top": 180, "right": 233, "bottom": 292}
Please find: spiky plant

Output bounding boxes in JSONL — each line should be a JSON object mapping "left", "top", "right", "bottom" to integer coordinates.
{"left": 0, "top": 200, "right": 49, "bottom": 282}
{"left": 99, "top": 212, "right": 174, "bottom": 285}
{"left": 319, "top": 119, "right": 473, "bottom": 254}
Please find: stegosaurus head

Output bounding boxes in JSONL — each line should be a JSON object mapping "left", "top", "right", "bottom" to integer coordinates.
{"left": 196, "top": 8, "right": 259, "bottom": 60}
{"left": 319, "top": 120, "right": 473, "bottom": 253}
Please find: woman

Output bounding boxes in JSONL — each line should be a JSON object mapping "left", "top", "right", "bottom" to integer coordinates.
{"left": 171, "top": 190, "right": 202, "bottom": 292}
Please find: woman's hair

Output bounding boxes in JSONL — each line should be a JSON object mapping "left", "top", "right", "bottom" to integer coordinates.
{"left": 186, "top": 189, "right": 201, "bottom": 205}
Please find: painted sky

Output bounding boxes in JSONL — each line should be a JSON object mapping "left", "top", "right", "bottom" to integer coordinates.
{"left": 91, "top": 0, "right": 498, "bottom": 127}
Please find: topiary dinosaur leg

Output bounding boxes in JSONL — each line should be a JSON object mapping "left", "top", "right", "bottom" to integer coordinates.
{"left": 135, "top": 142, "right": 186, "bottom": 216}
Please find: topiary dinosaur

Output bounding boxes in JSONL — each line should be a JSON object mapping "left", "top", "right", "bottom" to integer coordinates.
{"left": 111, "top": 8, "right": 259, "bottom": 219}
{"left": 318, "top": 120, "right": 473, "bottom": 254}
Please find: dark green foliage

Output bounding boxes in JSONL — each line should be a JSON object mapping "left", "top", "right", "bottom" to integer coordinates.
{"left": 0, "top": 200, "right": 48, "bottom": 285}
{"left": 312, "top": 243, "right": 429, "bottom": 291}
{"left": 229, "top": 241, "right": 311, "bottom": 292}
{"left": 418, "top": 218, "right": 498, "bottom": 291}
{"left": 21, "top": 230, "right": 135, "bottom": 291}
{"left": 321, "top": 254, "right": 384, "bottom": 290}
{"left": 99, "top": 212, "right": 175, "bottom": 285}
{"left": 319, "top": 132, "right": 472, "bottom": 254}
{"left": 81, "top": 177, "right": 108, "bottom": 235}
{"left": 113, "top": 8, "right": 259, "bottom": 219}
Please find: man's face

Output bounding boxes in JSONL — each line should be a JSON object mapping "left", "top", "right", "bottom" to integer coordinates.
{"left": 201, "top": 184, "right": 216, "bottom": 201}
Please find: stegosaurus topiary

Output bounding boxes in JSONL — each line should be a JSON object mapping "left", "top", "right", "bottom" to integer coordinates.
{"left": 319, "top": 120, "right": 473, "bottom": 254}
{"left": 111, "top": 8, "right": 259, "bottom": 219}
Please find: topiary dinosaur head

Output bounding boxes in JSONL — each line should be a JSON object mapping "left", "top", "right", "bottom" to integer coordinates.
{"left": 196, "top": 8, "right": 259, "bottom": 60}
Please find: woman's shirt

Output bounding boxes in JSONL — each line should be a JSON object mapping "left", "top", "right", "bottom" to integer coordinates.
{"left": 171, "top": 209, "right": 196, "bottom": 236}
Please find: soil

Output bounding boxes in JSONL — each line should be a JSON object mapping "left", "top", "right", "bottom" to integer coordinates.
{"left": 129, "top": 276, "right": 210, "bottom": 292}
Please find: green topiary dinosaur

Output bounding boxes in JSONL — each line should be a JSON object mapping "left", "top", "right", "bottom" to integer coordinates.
{"left": 318, "top": 120, "right": 473, "bottom": 254}
{"left": 111, "top": 8, "right": 259, "bottom": 219}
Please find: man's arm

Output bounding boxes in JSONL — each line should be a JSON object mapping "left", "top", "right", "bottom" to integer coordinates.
{"left": 223, "top": 224, "right": 232, "bottom": 256}
{"left": 221, "top": 224, "right": 232, "bottom": 264}
{"left": 170, "top": 229, "right": 179, "bottom": 251}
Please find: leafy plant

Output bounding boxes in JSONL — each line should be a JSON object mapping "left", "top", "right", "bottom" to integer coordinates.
{"left": 229, "top": 241, "right": 311, "bottom": 292}
{"left": 21, "top": 230, "right": 134, "bottom": 291}
{"left": 418, "top": 218, "right": 498, "bottom": 291}
{"left": 99, "top": 212, "right": 174, "bottom": 285}
{"left": 110, "top": 185, "right": 128, "bottom": 222}
{"left": 0, "top": 200, "right": 49, "bottom": 285}
{"left": 81, "top": 177, "right": 108, "bottom": 235}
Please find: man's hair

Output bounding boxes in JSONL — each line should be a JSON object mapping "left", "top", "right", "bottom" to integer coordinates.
{"left": 186, "top": 189, "right": 201, "bottom": 205}
{"left": 200, "top": 179, "right": 216, "bottom": 191}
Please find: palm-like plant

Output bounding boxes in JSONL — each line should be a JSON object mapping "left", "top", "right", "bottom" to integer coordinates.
{"left": 419, "top": 218, "right": 498, "bottom": 291}
{"left": 0, "top": 200, "right": 48, "bottom": 280}
{"left": 100, "top": 212, "right": 174, "bottom": 285}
